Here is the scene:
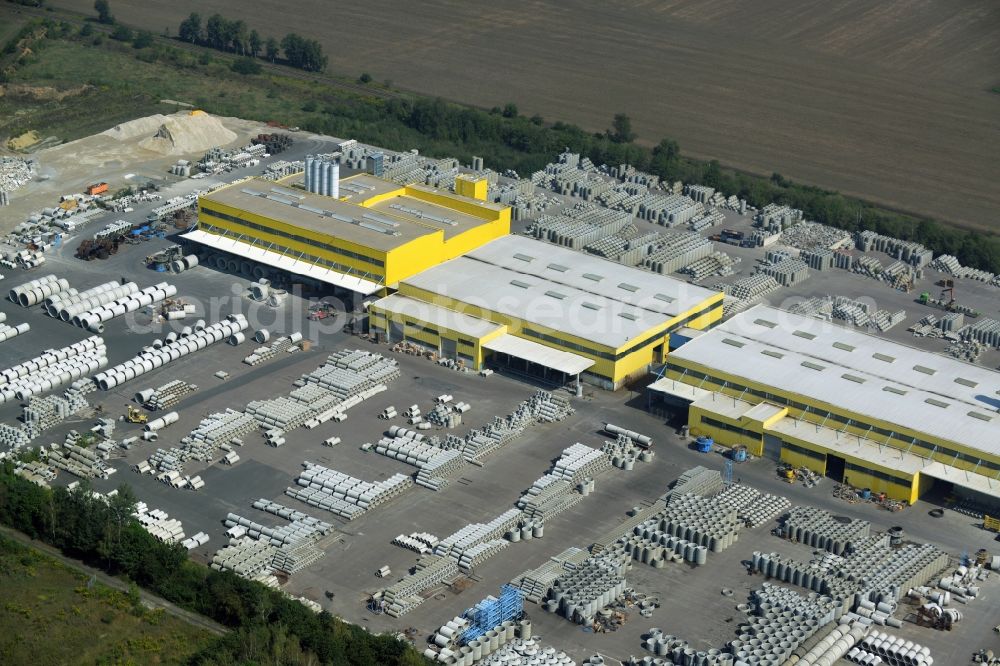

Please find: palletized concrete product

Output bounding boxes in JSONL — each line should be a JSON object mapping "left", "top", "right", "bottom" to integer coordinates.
{"left": 287, "top": 461, "right": 412, "bottom": 520}
{"left": 142, "top": 380, "right": 197, "bottom": 410}
{"left": 510, "top": 547, "right": 590, "bottom": 603}
{"left": 782, "top": 506, "right": 871, "bottom": 555}
{"left": 547, "top": 555, "right": 627, "bottom": 624}
{"left": 434, "top": 508, "right": 522, "bottom": 569}
{"left": 713, "top": 483, "right": 790, "bottom": 528}
{"left": 210, "top": 536, "right": 277, "bottom": 578}
{"left": 374, "top": 434, "right": 465, "bottom": 491}
{"left": 378, "top": 554, "right": 461, "bottom": 616}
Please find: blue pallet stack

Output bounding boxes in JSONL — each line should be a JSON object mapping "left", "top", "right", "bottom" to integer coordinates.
{"left": 460, "top": 584, "right": 523, "bottom": 644}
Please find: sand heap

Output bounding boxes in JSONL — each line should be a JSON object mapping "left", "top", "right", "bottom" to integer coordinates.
{"left": 102, "top": 111, "right": 238, "bottom": 155}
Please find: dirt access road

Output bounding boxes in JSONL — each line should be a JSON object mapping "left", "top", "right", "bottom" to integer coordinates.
{"left": 49, "top": 0, "right": 1000, "bottom": 232}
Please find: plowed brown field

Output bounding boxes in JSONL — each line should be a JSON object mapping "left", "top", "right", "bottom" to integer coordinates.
{"left": 51, "top": 0, "right": 1000, "bottom": 230}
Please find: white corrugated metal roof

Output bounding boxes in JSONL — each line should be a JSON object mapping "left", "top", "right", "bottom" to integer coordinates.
{"left": 182, "top": 229, "right": 383, "bottom": 295}
{"left": 465, "top": 236, "right": 718, "bottom": 318}
{"left": 371, "top": 294, "right": 503, "bottom": 338}
{"left": 670, "top": 304, "right": 1000, "bottom": 456}
{"left": 483, "top": 334, "right": 594, "bottom": 375}
{"left": 403, "top": 256, "right": 701, "bottom": 348}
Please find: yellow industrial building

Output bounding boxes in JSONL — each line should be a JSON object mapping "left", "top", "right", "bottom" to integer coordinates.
{"left": 369, "top": 235, "right": 723, "bottom": 389}
{"left": 183, "top": 174, "right": 510, "bottom": 295}
{"left": 651, "top": 305, "right": 1000, "bottom": 505}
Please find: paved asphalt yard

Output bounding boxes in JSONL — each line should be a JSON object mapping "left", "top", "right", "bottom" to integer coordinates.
{"left": 1, "top": 220, "right": 998, "bottom": 664}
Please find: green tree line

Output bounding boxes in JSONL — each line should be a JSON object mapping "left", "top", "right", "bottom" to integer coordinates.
{"left": 8, "top": 15, "right": 999, "bottom": 272}
{"left": 178, "top": 12, "right": 326, "bottom": 72}
{"left": 294, "top": 96, "right": 1000, "bottom": 272}
{"left": 0, "top": 463, "right": 427, "bottom": 665}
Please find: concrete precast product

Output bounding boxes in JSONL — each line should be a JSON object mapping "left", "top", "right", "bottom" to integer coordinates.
{"left": 194, "top": 319, "right": 206, "bottom": 332}
{"left": 229, "top": 332, "right": 246, "bottom": 345}
{"left": 9, "top": 273, "right": 57, "bottom": 303}
{"left": 183, "top": 254, "right": 199, "bottom": 269}
{"left": 254, "top": 329, "right": 270, "bottom": 343}
{"left": 60, "top": 282, "right": 139, "bottom": 321}
{"left": 165, "top": 310, "right": 186, "bottom": 320}
{"left": 144, "top": 411, "right": 180, "bottom": 431}
{"left": 98, "top": 319, "right": 247, "bottom": 389}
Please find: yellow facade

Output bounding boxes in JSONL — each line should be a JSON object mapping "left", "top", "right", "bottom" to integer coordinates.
{"left": 670, "top": 356, "right": 1000, "bottom": 504}
{"left": 197, "top": 179, "right": 509, "bottom": 288}
{"left": 368, "top": 305, "right": 507, "bottom": 370}
{"left": 198, "top": 198, "right": 388, "bottom": 281}
{"left": 394, "top": 284, "right": 722, "bottom": 388}
{"left": 455, "top": 175, "right": 489, "bottom": 201}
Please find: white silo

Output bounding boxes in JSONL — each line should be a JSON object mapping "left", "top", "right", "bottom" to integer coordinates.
{"left": 330, "top": 161, "right": 340, "bottom": 199}
{"left": 320, "top": 161, "right": 331, "bottom": 196}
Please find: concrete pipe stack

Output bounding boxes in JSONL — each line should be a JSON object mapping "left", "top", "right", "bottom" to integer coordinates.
{"left": 667, "top": 466, "right": 724, "bottom": 499}
{"left": 550, "top": 442, "right": 612, "bottom": 483}
{"left": 547, "top": 555, "right": 627, "bottom": 625}
{"left": 752, "top": 551, "right": 831, "bottom": 594}
{"left": 224, "top": 512, "right": 329, "bottom": 549}
{"left": 782, "top": 506, "right": 871, "bottom": 555}
{"left": 170, "top": 254, "right": 200, "bottom": 273}
{"left": 852, "top": 631, "right": 933, "bottom": 666}
{"left": 378, "top": 555, "right": 462, "bottom": 617}
{"left": 794, "top": 621, "right": 870, "bottom": 666}
{"left": 144, "top": 411, "right": 179, "bottom": 432}
{"left": 243, "top": 333, "right": 303, "bottom": 365}
{"left": 835, "top": 539, "right": 949, "bottom": 606}
{"left": 601, "top": 434, "right": 647, "bottom": 470}
{"left": 713, "top": 484, "right": 790, "bottom": 528}
{"left": 57, "top": 281, "right": 138, "bottom": 321}
{"left": 517, "top": 475, "right": 584, "bottom": 523}
{"left": 434, "top": 508, "right": 522, "bottom": 566}
{"left": 286, "top": 461, "right": 412, "bottom": 520}
{"left": 723, "top": 584, "right": 836, "bottom": 664}
{"left": 476, "top": 637, "right": 574, "bottom": 666}
{"left": 181, "top": 532, "right": 210, "bottom": 550}
{"left": 8, "top": 274, "right": 66, "bottom": 307}
{"left": 74, "top": 282, "right": 178, "bottom": 330}
{"left": 0, "top": 336, "right": 107, "bottom": 404}
{"left": 661, "top": 493, "right": 742, "bottom": 552}
{"left": 0, "top": 321, "right": 30, "bottom": 343}
{"left": 135, "top": 507, "right": 185, "bottom": 544}
{"left": 210, "top": 537, "right": 277, "bottom": 578}
{"left": 246, "top": 397, "right": 315, "bottom": 430}
{"left": 94, "top": 315, "right": 248, "bottom": 390}
{"left": 140, "top": 380, "right": 196, "bottom": 410}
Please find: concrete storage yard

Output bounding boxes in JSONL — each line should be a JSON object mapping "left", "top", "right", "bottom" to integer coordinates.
{"left": 3, "top": 242, "right": 998, "bottom": 664}
{"left": 3, "top": 122, "right": 1000, "bottom": 666}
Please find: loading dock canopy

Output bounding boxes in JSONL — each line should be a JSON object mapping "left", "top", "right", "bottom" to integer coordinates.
{"left": 483, "top": 334, "right": 594, "bottom": 376}
{"left": 182, "top": 229, "right": 383, "bottom": 295}
{"left": 919, "top": 461, "right": 1000, "bottom": 502}
{"left": 647, "top": 377, "right": 711, "bottom": 402}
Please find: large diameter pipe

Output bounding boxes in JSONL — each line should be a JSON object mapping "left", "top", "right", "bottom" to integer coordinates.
{"left": 144, "top": 411, "right": 179, "bottom": 432}
{"left": 9, "top": 274, "right": 57, "bottom": 303}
